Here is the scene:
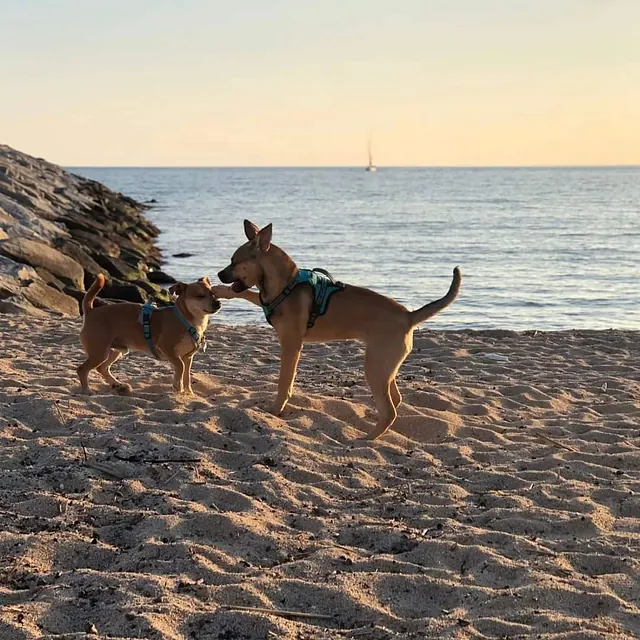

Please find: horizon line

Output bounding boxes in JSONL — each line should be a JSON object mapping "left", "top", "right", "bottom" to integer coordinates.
{"left": 67, "top": 163, "right": 640, "bottom": 170}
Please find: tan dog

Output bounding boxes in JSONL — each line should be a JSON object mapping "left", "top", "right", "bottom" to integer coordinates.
{"left": 77, "top": 274, "right": 221, "bottom": 395}
{"left": 216, "top": 220, "right": 461, "bottom": 440}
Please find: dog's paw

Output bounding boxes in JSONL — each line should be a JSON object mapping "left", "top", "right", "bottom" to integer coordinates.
{"left": 112, "top": 382, "right": 132, "bottom": 395}
{"left": 210, "top": 285, "right": 236, "bottom": 299}
{"left": 268, "top": 402, "right": 286, "bottom": 416}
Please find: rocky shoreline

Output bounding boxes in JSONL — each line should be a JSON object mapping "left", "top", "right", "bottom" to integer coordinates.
{"left": 0, "top": 144, "right": 174, "bottom": 316}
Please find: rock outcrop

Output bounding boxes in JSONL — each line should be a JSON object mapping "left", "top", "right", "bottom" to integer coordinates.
{"left": 0, "top": 144, "right": 171, "bottom": 316}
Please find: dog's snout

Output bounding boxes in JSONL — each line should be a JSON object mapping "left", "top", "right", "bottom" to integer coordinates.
{"left": 217, "top": 267, "right": 232, "bottom": 283}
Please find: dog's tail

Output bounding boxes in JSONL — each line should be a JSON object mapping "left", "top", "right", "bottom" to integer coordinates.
{"left": 82, "top": 274, "right": 106, "bottom": 316}
{"left": 408, "top": 267, "right": 461, "bottom": 328}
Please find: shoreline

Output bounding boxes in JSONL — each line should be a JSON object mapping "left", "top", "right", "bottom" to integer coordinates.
{"left": 1, "top": 316, "right": 639, "bottom": 638}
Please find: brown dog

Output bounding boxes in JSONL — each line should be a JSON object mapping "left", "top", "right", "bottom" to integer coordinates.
{"left": 216, "top": 220, "right": 461, "bottom": 440}
{"left": 77, "top": 274, "right": 221, "bottom": 395}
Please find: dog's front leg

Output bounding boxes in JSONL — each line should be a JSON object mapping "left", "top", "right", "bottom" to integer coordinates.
{"left": 182, "top": 352, "right": 195, "bottom": 395}
{"left": 272, "top": 336, "right": 303, "bottom": 415}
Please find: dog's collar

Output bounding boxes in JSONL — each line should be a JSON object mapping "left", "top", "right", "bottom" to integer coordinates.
{"left": 140, "top": 303, "right": 202, "bottom": 359}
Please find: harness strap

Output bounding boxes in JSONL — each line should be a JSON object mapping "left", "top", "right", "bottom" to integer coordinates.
{"left": 141, "top": 303, "right": 201, "bottom": 359}
{"left": 171, "top": 305, "right": 201, "bottom": 344}
{"left": 142, "top": 303, "right": 160, "bottom": 358}
{"left": 261, "top": 268, "right": 345, "bottom": 329}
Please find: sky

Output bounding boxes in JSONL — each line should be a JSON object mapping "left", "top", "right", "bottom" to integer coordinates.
{"left": 1, "top": 0, "right": 639, "bottom": 167}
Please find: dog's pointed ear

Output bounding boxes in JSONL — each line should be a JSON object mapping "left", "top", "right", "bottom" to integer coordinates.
{"left": 168, "top": 282, "right": 187, "bottom": 297}
{"left": 257, "top": 223, "right": 272, "bottom": 251}
{"left": 198, "top": 276, "right": 211, "bottom": 287}
{"left": 244, "top": 220, "right": 260, "bottom": 240}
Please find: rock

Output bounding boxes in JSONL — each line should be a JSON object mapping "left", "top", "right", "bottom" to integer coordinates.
{"left": 148, "top": 269, "right": 176, "bottom": 284}
{"left": 63, "top": 286, "right": 109, "bottom": 315}
{"left": 100, "top": 282, "right": 147, "bottom": 303}
{"left": 21, "top": 280, "right": 80, "bottom": 315}
{"left": 68, "top": 229, "right": 121, "bottom": 259}
{"left": 0, "top": 298, "right": 47, "bottom": 316}
{"left": 52, "top": 239, "right": 104, "bottom": 288}
{"left": 35, "top": 267, "right": 66, "bottom": 291}
{"left": 0, "top": 255, "right": 38, "bottom": 282}
{"left": 95, "top": 254, "right": 143, "bottom": 281}
{"left": 133, "top": 279, "right": 172, "bottom": 304}
{"left": 173, "top": 252, "right": 195, "bottom": 258}
{"left": 0, "top": 274, "right": 20, "bottom": 299}
{"left": 0, "top": 237, "right": 84, "bottom": 289}
{"left": 0, "top": 144, "right": 175, "bottom": 316}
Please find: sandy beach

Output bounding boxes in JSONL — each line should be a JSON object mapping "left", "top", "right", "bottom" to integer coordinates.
{"left": 0, "top": 316, "right": 638, "bottom": 639}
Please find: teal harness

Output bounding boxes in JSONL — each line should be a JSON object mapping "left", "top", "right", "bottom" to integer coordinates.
{"left": 260, "top": 268, "right": 345, "bottom": 328}
{"left": 141, "top": 303, "right": 202, "bottom": 359}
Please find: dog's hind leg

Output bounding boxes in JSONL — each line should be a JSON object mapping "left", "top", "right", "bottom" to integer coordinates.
{"left": 390, "top": 379, "right": 402, "bottom": 408}
{"left": 77, "top": 346, "right": 111, "bottom": 395}
{"left": 97, "top": 349, "right": 131, "bottom": 394}
{"left": 166, "top": 354, "right": 186, "bottom": 393}
{"left": 363, "top": 337, "right": 411, "bottom": 440}
{"left": 271, "top": 336, "right": 303, "bottom": 415}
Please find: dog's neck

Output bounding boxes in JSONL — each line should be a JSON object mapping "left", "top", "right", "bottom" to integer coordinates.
{"left": 257, "top": 244, "right": 298, "bottom": 303}
{"left": 175, "top": 297, "right": 209, "bottom": 334}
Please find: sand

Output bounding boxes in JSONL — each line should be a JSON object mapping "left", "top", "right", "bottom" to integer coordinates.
{"left": 0, "top": 315, "right": 639, "bottom": 639}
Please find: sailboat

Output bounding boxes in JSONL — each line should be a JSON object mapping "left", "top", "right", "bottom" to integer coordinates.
{"left": 365, "top": 140, "right": 376, "bottom": 172}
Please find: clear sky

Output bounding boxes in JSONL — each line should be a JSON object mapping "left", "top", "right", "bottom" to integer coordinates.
{"left": 1, "top": 0, "right": 638, "bottom": 166}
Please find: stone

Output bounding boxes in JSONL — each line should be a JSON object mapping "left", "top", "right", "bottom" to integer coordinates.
{"left": 148, "top": 269, "right": 176, "bottom": 285}
{"left": 0, "top": 255, "right": 38, "bottom": 282}
{"left": 63, "top": 286, "right": 109, "bottom": 315}
{"left": 0, "top": 298, "right": 47, "bottom": 316}
{"left": 0, "top": 228, "right": 7, "bottom": 240}
{"left": 100, "top": 282, "right": 147, "bottom": 303}
{"left": 95, "top": 254, "right": 142, "bottom": 281}
{"left": 21, "top": 280, "right": 80, "bottom": 315}
{"left": 52, "top": 239, "right": 104, "bottom": 288}
{"left": 0, "top": 274, "right": 20, "bottom": 299}
{"left": 0, "top": 237, "right": 84, "bottom": 289}
{"left": 35, "top": 267, "right": 66, "bottom": 291}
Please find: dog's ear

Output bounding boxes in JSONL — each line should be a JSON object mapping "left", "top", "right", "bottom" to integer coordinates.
{"left": 257, "top": 223, "right": 272, "bottom": 252}
{"left": 198, "top": 276, "right": 211, "bottom": 287}
{"left": 168, "top": 282, "right": 187, "bottom": 297}
{"left": 244, "top": 220, "right": 260, "bottom": 240}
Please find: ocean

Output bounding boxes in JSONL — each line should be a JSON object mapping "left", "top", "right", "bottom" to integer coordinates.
{"left": 71, "top": 167, "right": 640, "bottom": 331}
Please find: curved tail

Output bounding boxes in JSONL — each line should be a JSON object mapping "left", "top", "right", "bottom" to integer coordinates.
{"left": 82, "top": 274, "right": 106, "bottom": 315}
{"left": 408, "top": 267, "right": 461, "bottom": 328}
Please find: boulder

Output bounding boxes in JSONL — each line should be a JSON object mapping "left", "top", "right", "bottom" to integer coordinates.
{"left": 21, "top": 280, "right": 80, "bottom": 316}
{"left": 69, "top": 229, "right": 121, "bottom": 259}
{"left": 0, "top": 255, "right": 38, "bottom": 282}
{"left": 52, "top": 239, "right": 104, "bottom": 288}
{"left": 0, "top": 274, "right": 20, "bottom": 299}
{"left": 95, "top": 254, "right": 143, "bottom": 281}
{"left": 100, "top": 282, "right": 147, "bottom": 303}
{"left": 148, "top": 269, "right": 176, "bottom": 285}
{"left": 0, "top": 298, "right": 47, "bottom": 316}
{"left": 0, "top": 229, "right": 7, "bottom": 240}
{"left": 0, "top": 237, "right": 84, "bottom": 289}
{"left": 35, "top": 267, "right": 66, "bottom": 291}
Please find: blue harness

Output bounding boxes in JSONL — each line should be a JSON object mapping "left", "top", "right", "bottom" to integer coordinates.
{"left": 141, "top": 303, "right": 202, "bottom": 359}
{"left": 260, "top": 268, "right": 345, "bottom": 328}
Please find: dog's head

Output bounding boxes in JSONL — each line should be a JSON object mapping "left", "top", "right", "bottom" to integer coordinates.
{"left": 169, "top": 277, "right": 221, "bottom": 315}
{"left": 217, "top": 220, "right": 272, "bottom": 292}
